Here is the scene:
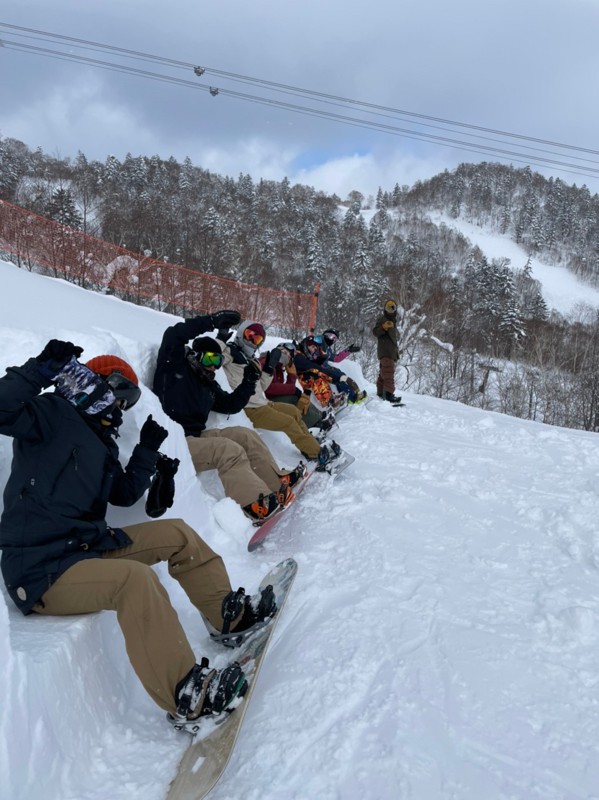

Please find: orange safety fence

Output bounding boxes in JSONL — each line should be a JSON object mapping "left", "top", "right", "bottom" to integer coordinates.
{"left": 0, "top": 200, "right": 319, "bottom": 336}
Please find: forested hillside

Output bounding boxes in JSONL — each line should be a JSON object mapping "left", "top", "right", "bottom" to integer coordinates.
{"left": 2, "top": 135, "right": 599, "bottom": 431}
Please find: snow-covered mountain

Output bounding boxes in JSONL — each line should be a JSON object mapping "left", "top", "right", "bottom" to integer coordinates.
{"left": 2, "top": 259, "right": 599, "bottom": 800}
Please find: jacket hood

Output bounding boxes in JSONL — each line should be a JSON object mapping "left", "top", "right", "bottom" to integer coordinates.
{"left": 234, "top": 320, "right": 265, "bottom": 358}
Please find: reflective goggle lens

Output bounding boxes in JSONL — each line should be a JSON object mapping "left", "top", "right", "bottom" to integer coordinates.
{"left": 243, "top": 329, "right": 265, "bottom": 347}
{"left": 198, "top": 351, "right": 224, "bottom": 368}
{"left": 105, "top": 372, "right": 141, "bottom": 410}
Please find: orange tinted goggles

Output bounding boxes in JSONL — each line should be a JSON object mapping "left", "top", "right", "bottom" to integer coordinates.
{"left": 243, "top": 329, "right": 265, "bottom": 347}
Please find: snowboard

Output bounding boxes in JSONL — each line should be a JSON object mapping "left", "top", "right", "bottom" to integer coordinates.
{"left": 333, "top": 393, "right": 373, "bottom": 421}
{"left": 246, "top": 448, "right": 355, "bottom": 551}
{"left": 247, "top": 465, "right": 316, "bottom": 552}
{"left": 166, "top": 558, "right": 298, "bottom": 800}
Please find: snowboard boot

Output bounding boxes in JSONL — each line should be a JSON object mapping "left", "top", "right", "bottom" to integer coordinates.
{"left": 168, "top": 657, "right": 248, "bottom": 733}
{"left": 382, "top": 391, "right": 402, "bottom": 404}
{"left": 211, "top": 584, "right": 278, "bottom": 647}
{"left": 317, "top": 407, "right": 336, "bottom": 432}
{"left": 242, "top": 491, "right": 282, "bottom": 522}
{"left": 280, "top": 462, "right": 308, "bottom": 490}
{"left": 316, "top": 440, "right": 342, "bottom": 472}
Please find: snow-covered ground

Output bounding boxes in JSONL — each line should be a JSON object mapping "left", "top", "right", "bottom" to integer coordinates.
{"left": 429, "top": 211, "right": 599, "bottom": 315}
{"left": 3, "top": 260, "right": 599, "bottom": 800}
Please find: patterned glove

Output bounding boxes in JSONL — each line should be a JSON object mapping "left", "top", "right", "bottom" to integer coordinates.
{"left": 347, "top": 344, "right": 361, "bottom": 353}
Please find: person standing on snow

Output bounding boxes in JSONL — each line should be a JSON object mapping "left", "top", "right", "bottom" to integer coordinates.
{"left": 0, "top": 341, "right": 275, "bottom": 730}
{"left": 372, "top": 299, "right": 402, "bottom": 403}
{"left": 152, "top": 310, "right": 305, "bottom": 522}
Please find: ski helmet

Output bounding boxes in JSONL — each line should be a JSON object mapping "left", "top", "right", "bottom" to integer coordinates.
{"left": 85, "top": 355, "right": 141, "bottom": 410}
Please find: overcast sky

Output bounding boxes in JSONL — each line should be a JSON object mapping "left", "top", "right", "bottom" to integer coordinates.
{"left": 2, "top": 0, "right": 599, "bottom": 200}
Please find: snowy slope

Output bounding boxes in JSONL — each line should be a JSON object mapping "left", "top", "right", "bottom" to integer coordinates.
{"left": 3, "top": 260, "right": 599, "bottom": 800}
{"left": 428, "top": 211, "right": 599, "bottom": 315}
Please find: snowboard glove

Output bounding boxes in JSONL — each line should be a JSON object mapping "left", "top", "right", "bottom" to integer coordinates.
{"left": 243, "top": 359, "right": 262, "bottom": 384}
{"left": 139, "top": 414, "right": 169, "bottom": 451}
{"left": 36, "top": 340, "right": 84, "bottom": 380}
{"left": 210, "top": 309, "right": 241, "bottom": 329}
{"left": 347, "top": 344, "right": 361, "bottom": 353}
{"left": 263, "top": 348, "right": 282, "bottom": 374}
{"left": 382, "top": 320, "right": 394, "bottom": 331}
{"left": 145, "top": 454, "right": 180, "bottom": 518}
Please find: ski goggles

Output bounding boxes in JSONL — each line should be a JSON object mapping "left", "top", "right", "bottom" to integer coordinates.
{"left": 243, "top": 328, "right": 264, "bottom": 347}
{"left": 243, "top": 328, "right": 265, "bottom": 347}
{"left": 105, "top": 371, "right": 142, "bottom": 410}
{"left": 197, "top": 351, "right": 224, "bottom": 368}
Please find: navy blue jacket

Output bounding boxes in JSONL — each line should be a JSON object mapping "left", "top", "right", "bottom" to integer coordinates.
{"left": 152, "top": 316, "right": 255, "bottom": 437}
{"left": 0, "top": 358, "right": 159, "bottom": 615}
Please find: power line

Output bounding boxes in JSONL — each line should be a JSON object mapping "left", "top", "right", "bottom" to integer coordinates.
{"left": 2, "top": 22, "right": 599, "bottom": 183}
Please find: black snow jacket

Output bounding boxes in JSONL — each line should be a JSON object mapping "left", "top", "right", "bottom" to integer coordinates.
{"left": 0, "top": 358, "right": 159, "bottom": 615}
{"left": 152, "top": 316, "right": 255, "bottom": 437}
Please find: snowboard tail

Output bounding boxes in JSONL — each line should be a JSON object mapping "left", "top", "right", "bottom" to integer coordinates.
{"left": 166, "top": 558, "right": 298, "bottom": 800}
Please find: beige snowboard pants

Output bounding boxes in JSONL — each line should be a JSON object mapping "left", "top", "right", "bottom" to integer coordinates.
{"left": 34, "top": 518, "right": 236, "bottom": 715}
{"left": 246, "top": 402, "right": 321, "bottom": 459}
{"left": 186, "top": 426, "right": 286, "bottom": 507}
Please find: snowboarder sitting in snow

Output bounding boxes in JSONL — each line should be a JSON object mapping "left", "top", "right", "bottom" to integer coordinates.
{"left": 153, "top": 310, "right": 305, "bottom": 522}
{"left": 314, "top": 328, "right": 366, "bottom": 401}
{"left": 220, "top": 321, "right": 341, "bottom": 470}
{"left": 0, "top": 341, "right": 276, "bottom": 731}
{"left": 263, "top": 341, "right": 335, "bottom": 432}
{"left": 294, "top": 336, "right": 360, "bottom": 405}
{"left": 372, "top": 299, "right": 402, "bottom": 403}
{"left": 318, "top": 328, "right": 362, "bottom": 364}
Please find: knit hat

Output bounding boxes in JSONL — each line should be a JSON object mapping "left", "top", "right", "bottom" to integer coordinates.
{"left": 192, "top": 336, "right": 223, "bottom": 354}
{"left": 86, "top": 355, "right": 139, "bottom": 385}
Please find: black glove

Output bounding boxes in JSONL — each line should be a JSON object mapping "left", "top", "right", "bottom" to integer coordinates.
{"left": 243, "top": 359, "right": 262, "bottom": 384}
{"left": 347, "top": 344, "right": 361, "bottom": 353}
{"left": 36, "top": 340, "right": 84, "bottom": 377}
{"left": 216, "top": 328, "right": 232, "bottom": 343}
{"left": 139, "top": 414, "right": 169, "bottom": 451}
{"left": 263, "top": 348, "right": 282, "bottom": 374}
{"left": 145, "top": 454, "right": 180, "bottom": 518}
{"left": 210, "top": 310, "right": 241, "bottom": 329}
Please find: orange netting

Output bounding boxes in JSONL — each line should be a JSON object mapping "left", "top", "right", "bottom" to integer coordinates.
{"left": 0, "top": 200, "right": 319, "bottom": 335}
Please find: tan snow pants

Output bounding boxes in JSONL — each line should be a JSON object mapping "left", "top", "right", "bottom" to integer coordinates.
{"left": 186, "top": 426, "right": 285, "bottom": 507}
{"left": 246, "top": 402, "right": 321, "bottom": 459}
{"left": 34, "top": 518, "right": 236, "bottom": 715}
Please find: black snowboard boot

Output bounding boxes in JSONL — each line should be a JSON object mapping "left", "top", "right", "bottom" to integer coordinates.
{"left": 211, "top": 585, "right": 278, "bottom": 648}
{"left": 383, "top": 391, "right": 402, "bottom": 404}
{"left": 169, "top": 657, "right": 247, "bottom": 732}
{"left": 316, "top": 440, "right": 342, "bottom": 471}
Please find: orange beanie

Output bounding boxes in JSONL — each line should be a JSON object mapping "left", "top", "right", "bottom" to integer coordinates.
{"left": 85, "top": 355, "right": 139, "bottom": 385}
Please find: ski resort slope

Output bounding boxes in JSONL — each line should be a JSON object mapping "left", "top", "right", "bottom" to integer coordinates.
{"left": 2, "top": 260, "right": 599, "bottom": 800}
{"left": 428, "top": 210, "right": 599, "bottom": 316}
